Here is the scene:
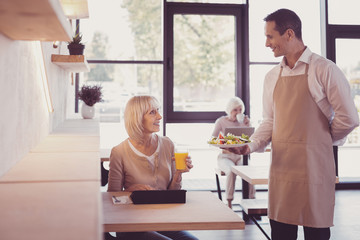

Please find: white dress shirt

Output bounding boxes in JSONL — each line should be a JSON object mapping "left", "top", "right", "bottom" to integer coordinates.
{"left": 250, "top": 47, "right": 359, "bottom": 152}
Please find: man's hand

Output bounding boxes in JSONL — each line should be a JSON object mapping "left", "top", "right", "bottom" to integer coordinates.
{"left": 224, "top": 144, "right": 250, "bottom": 155}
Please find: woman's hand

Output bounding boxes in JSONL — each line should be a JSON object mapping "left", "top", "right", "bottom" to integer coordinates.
{"left": 172, "top": 155, "right": 194, "bottom": 183}
{"left": 126, "top": 184, "right": 155, "bottom": 191}
{"left": 172, "top": 155, "right": 194, "bottom": 173}
{"left": 183, "top": 156, "right": 194, "bottom": 172}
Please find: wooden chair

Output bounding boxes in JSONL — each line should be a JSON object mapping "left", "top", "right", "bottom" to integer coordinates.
{"left": 101, "top": 157, "right": 110, "bottom": 187}
{"left": 104, "top": 232, "right": 118, "bottom": 240}
{"left": 100, "top": 148, "right": 111, "bottom": 187}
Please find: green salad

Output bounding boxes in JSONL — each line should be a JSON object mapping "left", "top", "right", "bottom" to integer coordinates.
{"left": 208, "top": 132, "right": 251, "bottom": 145}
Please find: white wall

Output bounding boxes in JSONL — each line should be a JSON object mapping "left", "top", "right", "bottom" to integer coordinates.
{"left": 0, "top": 34, "right": 74, "bottom": 177}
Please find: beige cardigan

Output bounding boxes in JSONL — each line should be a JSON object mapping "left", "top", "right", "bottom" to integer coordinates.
{"left": 107, "top": 135, "right": 181, "bottom": 192}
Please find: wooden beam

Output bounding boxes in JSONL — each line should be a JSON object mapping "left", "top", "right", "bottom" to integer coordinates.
{"left": 0, "top": 0, "right": 72, "bottom": 41}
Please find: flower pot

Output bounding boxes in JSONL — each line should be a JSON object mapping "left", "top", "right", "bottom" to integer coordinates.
{"left": 81, "top": 103, "right": 95, "bottom": 119}
{"left": 68, "top": 43, "right": 85, "bottom": 55}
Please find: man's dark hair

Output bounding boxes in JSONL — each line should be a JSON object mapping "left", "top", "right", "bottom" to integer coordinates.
{"left": 264, "top": 8, "right": 302, "bottom": 40}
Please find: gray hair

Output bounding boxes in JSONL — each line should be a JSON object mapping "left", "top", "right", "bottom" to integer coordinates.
{"left": 225, "top": 97, "right": 245, "bottom": 116}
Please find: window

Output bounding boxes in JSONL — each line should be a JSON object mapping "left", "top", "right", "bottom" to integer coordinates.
{"left": 325, "top": 0, "right": 360, "bottom": 184}
{"left": 334, "top": 39, "right": 360, "bottom": 182}
{"left": 79, "top": 0, "right": 164, "bottom": 149}
{"left": 164, "top": 2, "right": 248, "bottom": 123}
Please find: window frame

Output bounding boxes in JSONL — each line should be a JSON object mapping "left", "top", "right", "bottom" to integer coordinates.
{"left": 163, "top": 1, "right": 249, "bottom": 124}
{"left": 323, "top": 0, "right": 360, "bottom": 188}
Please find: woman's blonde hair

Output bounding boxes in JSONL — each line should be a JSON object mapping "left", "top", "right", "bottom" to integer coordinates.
{"left": 124, "top": 95, "right": 160, "bottom": 143}
{"left": 225, "top": 97, "right": 245, "bottom": 116}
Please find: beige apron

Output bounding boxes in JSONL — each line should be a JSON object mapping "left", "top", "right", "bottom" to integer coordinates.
{"left": 269, "top": 62, "right": 336, "bottom": 228}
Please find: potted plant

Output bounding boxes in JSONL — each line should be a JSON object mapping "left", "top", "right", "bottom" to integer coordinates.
{"left": 78, "top": 84, "right": 103, "bottom": 119}
{"left": 67, "top": 25, "right": 85, "bottom": 55}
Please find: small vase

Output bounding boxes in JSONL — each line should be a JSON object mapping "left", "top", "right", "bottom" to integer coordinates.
{"left": 81, "top": 103, "right": 95, "bottom": 119}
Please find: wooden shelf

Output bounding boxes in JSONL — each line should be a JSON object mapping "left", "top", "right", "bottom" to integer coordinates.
{"left": 60, "top": 0, "right": 89, "bottom": 19}
{"left": 0, "top": 0, "right": 72, "bottom": 41}
{"left": 51, "top": 54, "right": 90, "bottom": 72}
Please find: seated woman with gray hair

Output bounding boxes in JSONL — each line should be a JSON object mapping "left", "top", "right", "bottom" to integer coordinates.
{"left": 108, "top": 95, "right": 198, "bottom": 240}
{"left": 212, "top": 97, "right": 256, "bottom": 208}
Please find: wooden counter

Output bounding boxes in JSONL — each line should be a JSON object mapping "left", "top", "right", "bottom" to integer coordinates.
{"left": 0, "top": 152, "right": 100, "bottom": 183}
{"left": 0, "top": 118, "right": 102, "bottom": 240}
{"left": 0, "top": 181, "right": 102, "bottom": 240}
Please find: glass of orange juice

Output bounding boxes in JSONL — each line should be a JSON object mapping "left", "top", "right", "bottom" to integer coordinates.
{"left": 174, "top": 148, "right": 188, "bottom": 170}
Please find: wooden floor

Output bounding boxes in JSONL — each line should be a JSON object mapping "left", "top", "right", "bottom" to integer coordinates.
{"left": 188, "top": 189, "right": 360, "bottom": 240}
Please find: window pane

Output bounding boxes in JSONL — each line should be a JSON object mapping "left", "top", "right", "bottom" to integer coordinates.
{"left": 338, "top": 148, "right": 360, "bottom": 180}
{"left": 334, "top": 39, "right": 360, "bottom": 181}
{"left": 81, "top": 0, "right": 162, "bottom": 60}
{"left": 173, "top": 14, "right": 235, "bottom": 112}
{"left": 335, "top": 39, "right": 360, "bottom": 147}
{"left": 81, "top": 64, "right": 163, "bottom": 124}
{"left": 249, "top": 0, "right": 321, "bottom": 62}
{"left": 328, "top": 0, "right": 360, "bottom": 25}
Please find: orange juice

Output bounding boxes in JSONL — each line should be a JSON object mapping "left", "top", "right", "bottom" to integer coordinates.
{"left": 174, "top": 152, "right": 188, "bottom": 170}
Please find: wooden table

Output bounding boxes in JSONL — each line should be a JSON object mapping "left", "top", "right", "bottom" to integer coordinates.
{"left": 231, "top": 165, "right": 270, "bottom": 239}
{"left": 232, "top": 165, "right": 339, "bottom": 185}
{"left": 102, "top": 191, "right": 245, "bottom": 232}
{"left": 231, "top": 165, "right": 269, "bottom": 215}
{"left": 231, "top": 165, "right": 269, "bottom": 185}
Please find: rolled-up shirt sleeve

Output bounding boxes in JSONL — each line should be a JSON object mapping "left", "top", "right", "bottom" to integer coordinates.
{"left": 321, "top": 62, "right": 359, "bottom": 142}
{"left": 249, "top": 68, "right": 277, "bottom": 153}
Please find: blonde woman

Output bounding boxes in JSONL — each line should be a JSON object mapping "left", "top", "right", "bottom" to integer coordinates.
{"left": 108, "top": 95, "right": 197, "bottom": 240}
{"left": 212, "top": 97, "right": 256, "bottom": 208}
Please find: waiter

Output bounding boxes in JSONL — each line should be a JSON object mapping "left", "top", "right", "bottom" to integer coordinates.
{"left": 229, "top": 9, "right": 359, "bottom": 240}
